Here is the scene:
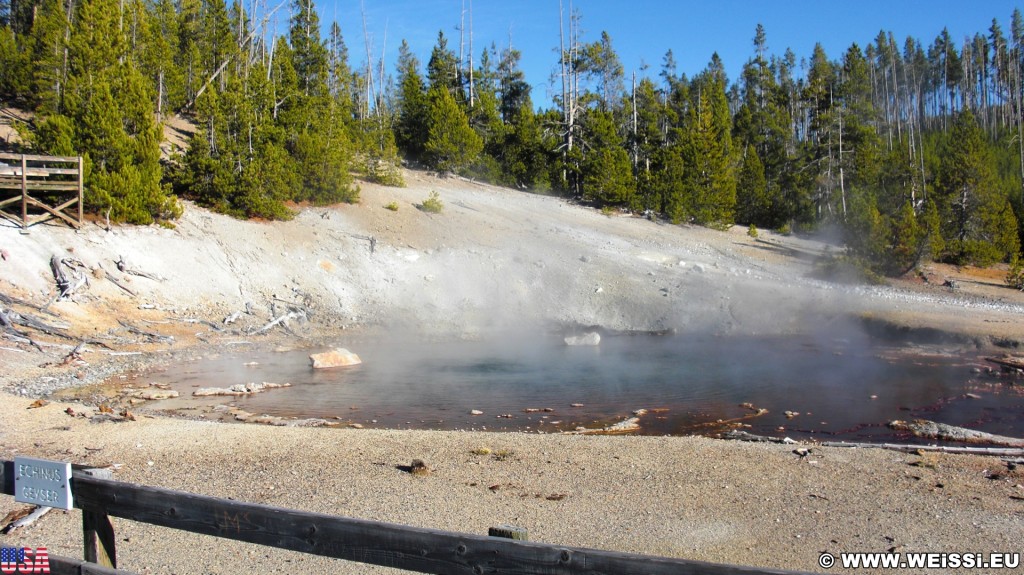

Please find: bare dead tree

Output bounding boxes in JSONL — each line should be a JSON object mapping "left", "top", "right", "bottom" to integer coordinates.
{"left": 360, "top": 0, "right": 377, "bottom": 120}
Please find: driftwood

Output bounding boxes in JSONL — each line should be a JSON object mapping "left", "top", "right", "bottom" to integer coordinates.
{"left": 888, "top": 419, "right": 1024, "bottom": 447}
{"left": 115, "top": 256, "right": 164, "bottom": 282}
{"left": 179, "top": 317, "right": 224, "bottom": 332}
{"left": 0, "top": 291, "right": 62, "bottom": 318}
{"left": 118, "top": 320, "right": 174, "bottom": 343}
{"left": 985, "top": 355, "right": 1024, "bottom": 373}
{"left": 0, "top": 307, "right": 45, "bottom": 352}
{"left": 192, "top": 382, "right": 291, "bottom": 396}
{"left": 50, "top": 254, "right": 70, "bottom": 297}
{"left": 250, "top": 309, "right": 306, "bottom": 335}
{"left": 1, "top": 506, "right": 51, "bottom": 534}
{"left": 822, "top": 441, "right": 1024, "bottom": 457}
{"left": 99, "top": 264, "right": 137, "bottom": 297}
{"left": 53, "top": 255, "right": 90, "bottom": 300}
{"left": 722, "top": 432, "right": 1024, "bottom": 458}
{"left": 722, "top": 430, "right": 797, "bottom": 444}
{"left": 3, "top": 307, "right": 74, "bottom": 339}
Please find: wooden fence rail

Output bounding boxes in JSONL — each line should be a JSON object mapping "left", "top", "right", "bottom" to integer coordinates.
{"left": 1, "top": 460, "right": 816, "bottom": 575}
{"left": 0, "top": 152, "right": 83, "bottom": 230}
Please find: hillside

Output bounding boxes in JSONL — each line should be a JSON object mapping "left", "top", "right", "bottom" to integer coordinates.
{"left": 3, "top": 174, "right": 1024, "bottom": 572}
{"left": 2, "top": 168, "right": 1024, "bottom": 396}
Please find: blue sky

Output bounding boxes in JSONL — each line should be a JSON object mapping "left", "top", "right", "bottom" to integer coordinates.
{"left": 311, "top": 1, "right": 1023, "bottom": 106}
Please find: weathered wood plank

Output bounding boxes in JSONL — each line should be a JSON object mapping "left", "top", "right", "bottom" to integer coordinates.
{"left": 0, "top": 180, "right": 80, "bottom": 191}
{"left": 25, "top": 196, "right": 81, "bottom": 228}
{"left": 71, "top": 474, "right": 809, "bottom": 575}
{"left": 49, "top": 554, "right": 138, "bottom": 575}
{"left": 0, "top": 167, "right": 80, "bottom": 177}
{"left": 0, "top": 152, "right": 81, "bottom": 163}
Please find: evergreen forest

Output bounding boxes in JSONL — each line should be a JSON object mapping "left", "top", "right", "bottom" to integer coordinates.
{"left": 3, "top": 0, "right": 1024, "bottom": 277}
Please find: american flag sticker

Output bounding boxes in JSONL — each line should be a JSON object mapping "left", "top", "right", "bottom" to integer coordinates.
{"left": 0, "top": 547, "right": 50, "bottom": 574}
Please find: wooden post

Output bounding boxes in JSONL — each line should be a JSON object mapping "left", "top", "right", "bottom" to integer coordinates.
{"left": 82, "top": 468, "right": 117, "bottom": 568}
{"left": 488, "top": 524, "right": 528, "bottom": 541}
{"left": 20, "top": 154, "right": 27, "bottom": 231}
{"left": 77, "top": 156, "right": 84, "bottom": 228}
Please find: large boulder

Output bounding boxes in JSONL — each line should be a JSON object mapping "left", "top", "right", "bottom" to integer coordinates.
{"left": 310, "top": 348, "right": 362, "bottom": 369}
{"left": 564, "top": 332, "right": 600, "bottom": 346}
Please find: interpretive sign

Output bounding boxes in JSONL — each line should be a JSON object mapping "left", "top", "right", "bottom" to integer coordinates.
{"left": 13, "top": 456, "right": 73, "bottom": 510}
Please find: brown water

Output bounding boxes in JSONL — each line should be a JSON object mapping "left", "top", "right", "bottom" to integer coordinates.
{"left": 144, "top": 332, "right": 1024, "bottom": 443}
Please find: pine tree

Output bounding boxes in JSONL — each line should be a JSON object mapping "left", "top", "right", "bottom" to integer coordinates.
{"left": 497, "top": 46, "right": 529, "bottom": 123}
{"left": 29, "top": 0, "right": 70, "bottom": 113}
{"left": 289, "top": 0, "right": 327, "bottom": 97}
{"left": 680, "top": 68, "right": 736, "bottom": 227}
{"left": 736, "top": 144, "right": 769, "bottom": 225}
{"left": 581, "top": 108, "right": 633, "bottom": 206}
{"left": 0, "top": 21, "right": 32, "bottom": 100}
{"left": 938, "top": 109, "right": 1019, "bottom": 264}
{"left": 143, "top": 0, "right": 184, "bottom": 117}
{"left": 281, "top": 0, "right": 356, "bottom": 205}
{"left": 394, "top": 39, "right": 428, "bottom": 159}
{"left": 427, "top": 30, "right": 462, "bottom": 101}
{"left": 51, "top": 0, "right": 178, "bottom": 224}
{"left": 423, "top": 84, "right": 481, "bottom": 174}
{"left": 498, "top": 101, "right": 547, "bottom": 190}
{"left": 631, "top": 77, "right": 668, "bottom": 213}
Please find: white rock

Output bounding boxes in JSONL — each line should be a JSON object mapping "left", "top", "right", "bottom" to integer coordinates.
{"left": 565, "top": 332, "right": 600, "bottom": 346}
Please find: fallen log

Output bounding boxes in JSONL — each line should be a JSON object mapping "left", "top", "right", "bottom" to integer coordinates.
{"left": 0, "top": 308, "right": 44, "bottom": 352}
{"left": 116, "top": 255, "right": 165, "bottom": 281}
{"left": 722, "top": 430, "right": 797, "bottom": 444}
{"left": 4, "top": 308, "right": 74, "bottom": 339}
{"left": 50, "top": 254, "right": 71, "bottom": 298}
{"left": 889, "top": 419, "right": 1024, "bottom": 447}
{"left": 179, "top": 317, "right": 224, "bottom": 332}
{"left": 193, "top": 382, "right": 291, "bottom": 396}
{"left": 118, "top": 320, "right": 174, "bottom": 343}
{"left": 1, "top": 506, "right": 51, "bottom": 534}
{"left": 985, "top": 355, "right": 1024, "bottom": 373}
{"left": 822, "top": 441, "right": 1024, "bottom": 457}
{"left": 100, "top": 264, "right": 137, "bottom": 297}
{"left": 249, "top": 309, "right": 306, "bottom": 335}
{"left": 0, "top": 292, "right": 62, "bottom": 318}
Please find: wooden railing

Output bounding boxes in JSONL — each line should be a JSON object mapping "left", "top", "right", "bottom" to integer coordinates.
{"left": 1, "top": 460, "right": 815, "bottom": 575}
{"left": 0, "top": 153, "right": 83, "bottom": 230}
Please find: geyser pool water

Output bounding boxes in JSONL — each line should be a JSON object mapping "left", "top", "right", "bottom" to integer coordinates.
{"left": 144, "top": 333, "right": 1024, "bottom": 443}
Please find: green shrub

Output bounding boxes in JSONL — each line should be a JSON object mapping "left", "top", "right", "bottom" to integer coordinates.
{"left": 384, "top": 201, "right": 399, "bottom": 212}
{"left": 420, "top": 191, "right": 443, "bottom": 213}
{"left": 366, "top": 156, "right": 406, "bottom": 187}
{"left": 747, "top": 224, "right": 759, "bottom": 238}
{"left": 1007, "top": 255, "right": 1024, "bottom": 290}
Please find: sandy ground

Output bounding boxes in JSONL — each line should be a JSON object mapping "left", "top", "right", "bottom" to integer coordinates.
{"left": 2, "top": 168, "right": 1024, "bottom": 573}
{"left": 2, "top": 395, "right": 1023, "bottom": 575}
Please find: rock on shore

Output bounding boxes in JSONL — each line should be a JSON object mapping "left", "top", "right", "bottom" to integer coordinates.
{"left": 310, "top": 348, "right": 362, "bottom": 369}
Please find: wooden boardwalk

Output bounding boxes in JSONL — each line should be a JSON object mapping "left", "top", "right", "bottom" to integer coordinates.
{"left": 0, "top": 152, "right": 83, "bottom": 230}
